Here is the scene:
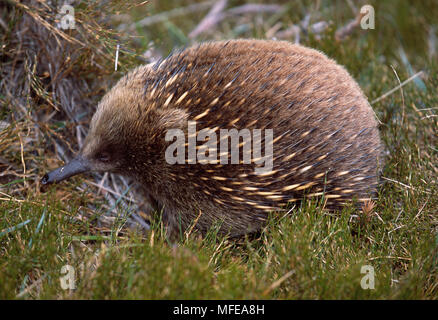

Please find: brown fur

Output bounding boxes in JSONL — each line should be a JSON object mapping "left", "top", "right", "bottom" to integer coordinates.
{"left": 70, "top": 39, "right": 383, "bottom": 237}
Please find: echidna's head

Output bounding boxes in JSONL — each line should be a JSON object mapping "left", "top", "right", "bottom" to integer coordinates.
{"left": 41, "top": 65, "right": 187, "bottom": 186}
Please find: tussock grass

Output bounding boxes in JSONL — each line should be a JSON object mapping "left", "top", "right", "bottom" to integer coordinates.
{"left": 1, "top": 0, "right": 437, "bottom": 299}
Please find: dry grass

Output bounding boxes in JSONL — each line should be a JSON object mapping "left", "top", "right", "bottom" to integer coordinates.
{"left": 1, "top": 0, "right": 147, "bottom": 231}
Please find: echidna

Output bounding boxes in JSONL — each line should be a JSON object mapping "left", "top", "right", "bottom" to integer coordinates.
{"left": 41, "top": 39, "right": 383, "bottom": 237}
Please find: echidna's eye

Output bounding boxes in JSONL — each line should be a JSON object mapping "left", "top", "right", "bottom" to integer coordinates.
{"left": 97, "top": 152, "right": 111, "bottom": 163}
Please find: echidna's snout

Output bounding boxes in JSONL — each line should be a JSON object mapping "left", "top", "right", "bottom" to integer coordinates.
{"left": 41, "top": 155, "right": 90, "bottom": 186}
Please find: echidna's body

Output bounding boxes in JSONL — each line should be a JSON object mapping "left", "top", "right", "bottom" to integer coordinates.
{"left": 42, "top": 39, "right": 383, "bottom": 237}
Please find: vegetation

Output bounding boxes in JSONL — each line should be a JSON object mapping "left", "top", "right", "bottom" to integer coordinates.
{"left": 0, "top": 0, "right": 437, "bottom": 299}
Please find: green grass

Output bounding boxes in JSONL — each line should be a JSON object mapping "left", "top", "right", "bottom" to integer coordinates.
{"left": 1, "top": 0, "right": 437, "bottom": 299}
{"left": 1, "top": 193, "right": 437, "bottom": 299}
